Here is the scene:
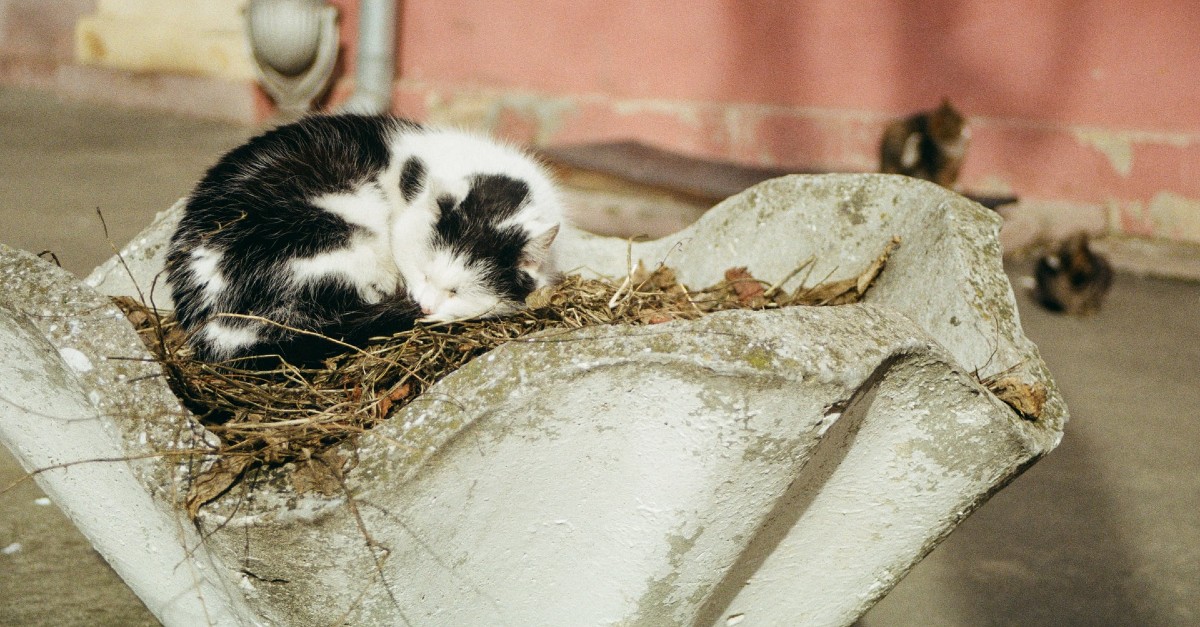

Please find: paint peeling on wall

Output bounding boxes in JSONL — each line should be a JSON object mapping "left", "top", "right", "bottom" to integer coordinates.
{"left": 421, "top": 88, "right": 575, "bottom": 145}
{"left": 1074, "top": 129, "right": 1134, "bottom": 177}
{"left": 1149, "top": 192, "right": 1200, "bottom": 244}
{"left": 1072, "top": 127, "right": 1195, "bottom": 179}
{"left": 1110, "top": 192, "right": 1200, "bottom": 244}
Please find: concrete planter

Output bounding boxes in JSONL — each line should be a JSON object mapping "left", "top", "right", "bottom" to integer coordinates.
{"left": 1, "top": 174, "right": 1064, "bottom": 626}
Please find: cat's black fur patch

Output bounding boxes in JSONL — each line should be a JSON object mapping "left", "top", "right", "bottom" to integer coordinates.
{"left": 432, "top": 174, "right": 538, "bottom": 302}
{"left": 436, "top": 194, "right": 457, "bottom": 214}
{"left": 399, "top": 156, "right": 426, "bottom": 202}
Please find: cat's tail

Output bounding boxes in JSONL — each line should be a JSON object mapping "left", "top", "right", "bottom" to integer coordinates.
{"left": 261, "top": 295, "right": 421, "bottom": 366}
{"left": 196, "top": 294, "right": 422, "bottom": 368}
{"left": 332, "top": 294, "right": 423, "bottom": 348}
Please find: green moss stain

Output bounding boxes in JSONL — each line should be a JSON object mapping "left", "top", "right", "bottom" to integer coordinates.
{"left": 627, "top": 525, "right": 706, "bottom": 626}
{"left": 647, "top": 332, "right": 683, "bottom": 355}
{"left": 743, "top": 346, "right": 773, "bottom": 371}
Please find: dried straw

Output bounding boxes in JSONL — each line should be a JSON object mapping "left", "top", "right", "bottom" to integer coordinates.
{"left": 115, "top": 237, "right": 899, "bottom": 514}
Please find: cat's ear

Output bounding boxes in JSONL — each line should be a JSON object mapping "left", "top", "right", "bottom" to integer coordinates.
{"left": 425, "top": 178, "right": 457, "bottom": 219}
{"left": 519, "top": 223, "right": 560, "bottom": 271}
{"left": 434, "top": 193, "right": 457, "bottom": 218}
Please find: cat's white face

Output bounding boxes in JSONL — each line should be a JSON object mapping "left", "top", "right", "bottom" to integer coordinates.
{"left": 408, "top": 249, "right": 513, "bottom": 322}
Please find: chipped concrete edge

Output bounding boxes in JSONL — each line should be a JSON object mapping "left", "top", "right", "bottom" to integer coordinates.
{"left": 0, "top": 245, "right": 267, "bottom": 626}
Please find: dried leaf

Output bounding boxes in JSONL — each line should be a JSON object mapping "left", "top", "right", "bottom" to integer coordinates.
{"left": 795, "top": 277, "right": 859, "bottom": 306}
{"left": 985, "top": 376, "right": 1047, "bottom": 420}
{"left": 525, "top": 285, "right": 555, "bottom": 309}
{"left": 388, "top": 383, "right": 412, "bottom": 402}
{"left": 724, "top": 267, "right": 765, "bottom": 306}
{"left": 377, "top": 382, "right": 413, "bottom": 418}
{"left": 790, "top": 237, "right": 900, "bottom": 306}
{"left": 111, "top": 295, "right": 154, "bottom": 329}
{"left": 640, "top": 266, "right": 679, "bottom": 292}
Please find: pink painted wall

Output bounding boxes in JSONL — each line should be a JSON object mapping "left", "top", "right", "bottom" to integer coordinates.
{"left": 395, "top": 1, "right": 1195, "bottom": 130}
{"left": 328, "top": 0, "right": 1200, "bottom": 243}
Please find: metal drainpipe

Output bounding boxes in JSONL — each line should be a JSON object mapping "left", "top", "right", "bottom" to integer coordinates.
{"left": 339, "top": 0, "right": 397, "bottom": 114}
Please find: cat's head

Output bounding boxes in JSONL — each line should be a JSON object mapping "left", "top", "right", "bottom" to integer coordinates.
{"left": 929, "top": 99, "right": 969, "bottom": 143}
{"left": 407, "top": 174, "right": 562, "bottom": 322}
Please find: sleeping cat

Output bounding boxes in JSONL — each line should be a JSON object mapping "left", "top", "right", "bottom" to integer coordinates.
{"left": 1033, "top": 232, "right": 1113, "bottom": 316}
{"left": 165, "top": 114, "right": 563, "bottom": 364}
{"left": 879, "top": 99, "right": 970, "bottom": 188}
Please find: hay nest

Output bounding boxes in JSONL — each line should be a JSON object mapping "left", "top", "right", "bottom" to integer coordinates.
{"left": 117, "top": 238, "right": 900, "bottom": 515}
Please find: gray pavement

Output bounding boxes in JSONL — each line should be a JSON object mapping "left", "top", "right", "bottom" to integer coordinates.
{"left": 1, "top": 87, "right": 1198, "bottom": 626}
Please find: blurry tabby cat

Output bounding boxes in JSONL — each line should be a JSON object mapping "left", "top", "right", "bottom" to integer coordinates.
{"left": 879, "top": 99, "right": 970, "bottom": 188}
{"left": 1033, "top": 232, "right": 1113, "bottom": 316}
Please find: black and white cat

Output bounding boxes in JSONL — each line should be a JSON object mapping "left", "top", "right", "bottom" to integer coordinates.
{"left": 165, "top": 114, "right": 563, "bottom": 364}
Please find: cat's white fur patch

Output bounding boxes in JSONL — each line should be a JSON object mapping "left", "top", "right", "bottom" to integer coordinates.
{"left": 201, "top": 320, "right": 260, "bottom": 357}
{"left": 941, "top": 135, "right": 969, "bottom": 159}
{"left": 314, "top": 185, "right": 390, "bottom": 235}
{"left": 189, "top": 246, "right": 227, "bottom": 307}
{"left": 384, "top": 126, "right": 565, "bottom": 299}
{"left": 389, "top": 203, "right": 439, "bottom": 289}
{"left": 289, "top": 187, "right": 403, "bottom": 301}
{"left": 288, "top": 236, "right": 399, "bottom": 302}
{"left": 900, "top": 132, "right": 921, "bottom": 169}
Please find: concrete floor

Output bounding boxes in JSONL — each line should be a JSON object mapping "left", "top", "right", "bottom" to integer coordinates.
{"left": 1, "top": 87, "right": 1198, "bottom": 626}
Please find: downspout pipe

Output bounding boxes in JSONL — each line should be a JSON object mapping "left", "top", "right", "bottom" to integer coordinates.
{"left": 339, "top": 0, "right": 397, "bottom": 114}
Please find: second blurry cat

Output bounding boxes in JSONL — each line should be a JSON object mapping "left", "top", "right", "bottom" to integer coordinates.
{"left": 880, "top": 99, "right": 970, "bottom": 189}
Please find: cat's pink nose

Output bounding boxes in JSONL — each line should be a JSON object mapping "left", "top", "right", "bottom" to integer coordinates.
{"left": 421, "top": 305, "right": 432, "bottom": 315}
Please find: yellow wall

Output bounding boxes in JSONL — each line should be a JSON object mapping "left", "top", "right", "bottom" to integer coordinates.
{"left": 75, "top": 0, "right": 254, "bottom": 80}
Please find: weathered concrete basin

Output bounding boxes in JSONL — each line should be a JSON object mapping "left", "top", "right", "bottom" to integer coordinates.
{"left": 1, "top": 174, "right": 1064, "bottom": 626}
